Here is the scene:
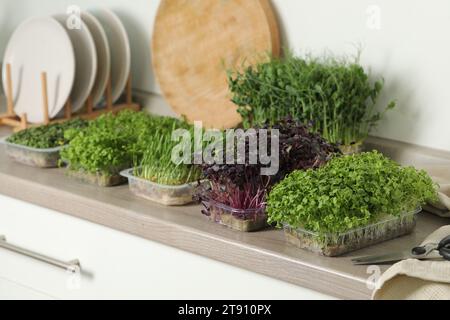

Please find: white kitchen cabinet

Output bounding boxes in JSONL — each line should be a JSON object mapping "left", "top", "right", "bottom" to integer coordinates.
{"left": 0, "top": 277, "right": 54, "bottom": 300}
{"left": 0, "top": 194, "right": 334, "bottom": 300}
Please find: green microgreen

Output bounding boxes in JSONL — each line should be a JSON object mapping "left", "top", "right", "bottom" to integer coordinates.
{"left": 267, "top": 151, "right": 438, "bottom": 234}
{"left": 227, "top": 52, "right": 396, "bottom": 145}
{"left": 6, "top": 119, "right": 87, "bottom": 149}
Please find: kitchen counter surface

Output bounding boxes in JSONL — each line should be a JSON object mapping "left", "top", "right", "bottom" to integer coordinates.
{"left": 0, "top": 129, "right": 449, "bottom": 299}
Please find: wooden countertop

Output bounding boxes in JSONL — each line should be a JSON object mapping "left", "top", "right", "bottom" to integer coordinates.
{"left": 0, "top": 131, "right": 448, "bottom": 300}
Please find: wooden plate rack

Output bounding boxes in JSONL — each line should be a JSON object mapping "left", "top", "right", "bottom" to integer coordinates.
{"left": 0, "top": 63, "right": 141, "bottom": 131}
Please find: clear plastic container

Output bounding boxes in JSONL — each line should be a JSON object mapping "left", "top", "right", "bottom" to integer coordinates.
{"left": 66, "top": 167, "right": 127, "bottom": 187}
{"left": 283, "top": 208, "right": 421, "bottom": 257}
{"left": 1, "top": 137, "right": 63, "bottom": 168}
{"left": 201, "top": 198, "right": 268, "bottom": 232}
{"left": 339, "top": 142, "right": 364, "bottom": 155}
{"left": 120, "top": 168, "right": 200, "bottom": 206}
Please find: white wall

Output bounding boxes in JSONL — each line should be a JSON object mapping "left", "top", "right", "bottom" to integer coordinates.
{"left": 273, "top": 0, "right": 450, "bottom": 152}
{"left": 1, "top": 0, "right": 449, "bottom": 151}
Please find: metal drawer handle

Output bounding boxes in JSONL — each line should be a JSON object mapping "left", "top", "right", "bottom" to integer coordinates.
{"left": 0, "top": 235, "right": 81, "bottom": 273}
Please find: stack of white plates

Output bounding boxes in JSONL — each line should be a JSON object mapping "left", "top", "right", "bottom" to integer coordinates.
{"left": 1, "top": 8, "right": 131, "bottom": 123}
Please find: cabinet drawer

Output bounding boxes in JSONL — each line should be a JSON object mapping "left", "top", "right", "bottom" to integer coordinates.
{"left": 0, "top": 194, "right": 333, "bottom": 299}
{"left": 0, "top": 277, "right": 54, "bottom": 300}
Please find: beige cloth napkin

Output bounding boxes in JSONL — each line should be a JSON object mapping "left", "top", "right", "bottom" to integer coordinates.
{"left": 372, "top": 225, "right": 450, "bottom": 300}
{"left": 421, "top": 165, "right": 450, "bottom": 218}
{"left": 429, "top": 183, "right": 450, "bottom": 218}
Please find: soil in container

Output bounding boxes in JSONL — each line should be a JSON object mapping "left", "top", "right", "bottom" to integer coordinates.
{"left": 5, "top": 145, "right": 62, "bottom": 168}
{"left": 339, "top": 142, "right": 364, "bottom": 155}
{"left": 202, "top": 199, "right": 268, "bottom": 232}
{"left": 66, "top": 168, "right": 126, "bottom": 187}
{"left": 283, "top": 209, "right": 420, "bottom": 256}
{"left": 1, "top": 138, "right": 63, "bottom": 168}
{"left": 121, "top": 168, "right": 199, "bottom": 206}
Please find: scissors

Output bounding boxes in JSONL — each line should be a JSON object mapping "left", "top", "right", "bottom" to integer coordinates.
{"left": 352, "top": 235, "right": 450, "bottom": 265}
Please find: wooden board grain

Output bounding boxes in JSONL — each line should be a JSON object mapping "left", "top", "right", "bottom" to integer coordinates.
{"left": 152, "top": 0, "right": 280, "bottom": 129}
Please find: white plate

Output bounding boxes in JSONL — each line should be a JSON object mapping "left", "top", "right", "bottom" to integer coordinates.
{"left": 54, "top": 13, "right": 97, "bottom": 113}
{"left": 81, "top": 11, "right": 111, "bottom": 107}
{"left": 2, "top": 17, "right": 75, "bottom": 123}
{"left": 92, "top": 8, "right": 130, "bottom": 104}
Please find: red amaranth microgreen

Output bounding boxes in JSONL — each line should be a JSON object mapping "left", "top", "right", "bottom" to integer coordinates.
{"left": 198, "top": 118, "right": 340, "bottom": 210}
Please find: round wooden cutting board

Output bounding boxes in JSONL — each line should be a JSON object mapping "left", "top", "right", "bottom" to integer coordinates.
{"left": 152, "top": 0, "right": 280, "bottom": 129}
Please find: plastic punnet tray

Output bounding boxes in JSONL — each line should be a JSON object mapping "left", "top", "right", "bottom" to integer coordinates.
{"left": 66, "top": 167, "right": 127, "bottom": 187}
{"left": 1, "top": 137, "right": 64, "bottom": 168}
{"left": 283, "top": 208, "right": 421, "bottom": 256}
{"left": 121, "top": 168, "right": 200, "bottom": 206}
{"left": 201, "top": 198, "right": 268, "bottom": 232}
